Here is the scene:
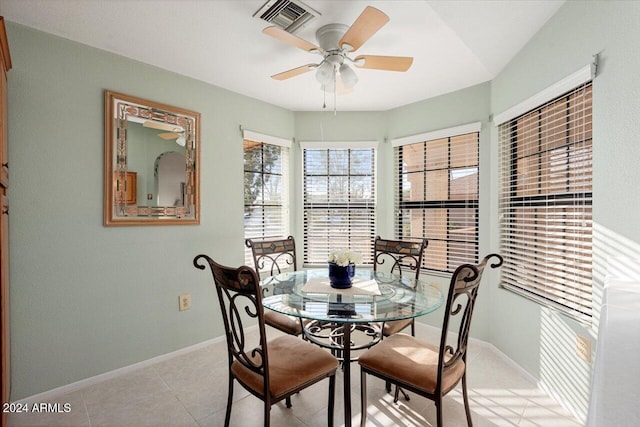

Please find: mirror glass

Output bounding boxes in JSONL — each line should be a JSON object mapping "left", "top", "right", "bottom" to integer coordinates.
{"left": 104, "top": 90, "right": 200, "bottom": 226}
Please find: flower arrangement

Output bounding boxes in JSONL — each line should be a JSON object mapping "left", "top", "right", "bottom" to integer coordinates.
{"left": 328, "top": 248, "right": 362, "bottom": 267}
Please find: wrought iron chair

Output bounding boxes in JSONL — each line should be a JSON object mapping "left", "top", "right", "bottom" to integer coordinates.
{"left": 358, "top": 254, "right": 503, "bottom": 427}
{"left": 372, "top": 236, "right": 428, "bottom": 401}
{"left": 194, "top": 254, "right": 338, "bottom": 427}
{"left": 373, "top": 236, "right": 428, "bottom": 337}
{"left": 245, "top": 236, "right": 306, "bottom": 336}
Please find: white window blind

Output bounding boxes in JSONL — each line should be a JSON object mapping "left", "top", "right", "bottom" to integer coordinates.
{"left": 243, "top": 138, "right": 290, "bottom": 265}
{"left": 498, "top": 82, "right": 592, "bottom": 320}
{"left": 302, "top": 145, "right": 376, "bottom": 266}
{"left": 394, "top": 129, "right": 479, "bottom": 273}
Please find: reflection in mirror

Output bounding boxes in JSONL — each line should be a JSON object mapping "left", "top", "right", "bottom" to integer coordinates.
{"left": 156, "top": 152, "right": 186, "bottom": 206}
{"left": 104, "top": 90, "right": 200, "bottom": 226}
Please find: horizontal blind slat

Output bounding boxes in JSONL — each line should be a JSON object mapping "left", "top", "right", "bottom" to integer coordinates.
{"left": 303, "top": 148, "right": 376, "bottom": 265}
{"left": 394, "top": 131, "right": 479, "bottom": 273}
{"left": 243, "top": 142, "right": 290, "bottom": 266}
{"left": 498, "top": 82, "right": 593, "bottom": 319}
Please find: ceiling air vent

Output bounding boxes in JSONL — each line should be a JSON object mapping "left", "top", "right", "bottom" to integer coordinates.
{"left": 254, "top": 0, "right": 320, "bottom": 33}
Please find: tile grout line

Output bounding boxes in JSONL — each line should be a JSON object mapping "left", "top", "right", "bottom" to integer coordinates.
{"left": 7, "top": 331, "right": 582, "bottom": 427}
{"left": 79, "top": 390, "right": 93, "bottom": 427}
{"left": 517, "top": 397, "right": 533, "bottom": 426}
{"left": 151, "top": 364, "right": 200, "bottom": 426}
{"left": 11, "top": 334, "right": 230, "bottom": 407}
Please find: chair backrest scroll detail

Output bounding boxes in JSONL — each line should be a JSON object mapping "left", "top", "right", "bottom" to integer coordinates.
{"left": 245, "top": 235, "right": 297, "bottom": 276}
{"left": 437, "top": 253, "right": 503, "bottom": 390}
{"left": 194, "top": 254, "right": 269, "bottom": 380}
{"left": 373, "top": 236, "right": 428, "bottom": 281}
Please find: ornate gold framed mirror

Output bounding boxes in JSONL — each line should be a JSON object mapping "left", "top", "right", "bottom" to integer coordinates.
{"left": 104, "top": 90, "right": 200, "bottom": 226}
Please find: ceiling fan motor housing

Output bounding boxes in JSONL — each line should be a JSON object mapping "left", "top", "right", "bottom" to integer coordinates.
{"left": 264, "top": 6, "right": 412, "bottom": 92}
{"left": 315, "top": 23, "right": 359, "bottom": 89}
{"left": 316, "top": 23, "right": 349, "bottom": 52}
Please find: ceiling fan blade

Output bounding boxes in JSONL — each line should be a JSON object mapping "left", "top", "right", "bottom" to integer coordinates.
{"left": 143, "top": 120, "right": 182, "bottom": 132}
{"left": 158, "top": 132, "right": 179, "bottom": 140}
{"left": 263, "top": 26, "right": 322, "bottom": 53}
{"left": 354, "top": 55, "right": 414, "bottom": 72}
{"left": 271, "top": 64, "right": 317, "bottom": 80}
{"left": 339, "top": 6, "right": 389, "bottom": 52}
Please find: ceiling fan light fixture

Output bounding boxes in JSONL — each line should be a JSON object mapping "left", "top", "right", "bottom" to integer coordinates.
{"left": 176, "top": 135, "right": 186, "bottom": 146}
{"left": 315, "top": 61, "right": 334, "bottom": 84}
{"left": 321, "top": 80, "right": 334, "bottom": 93}
{"left": 339, "top": 63, "right": 358, "bottom": 89}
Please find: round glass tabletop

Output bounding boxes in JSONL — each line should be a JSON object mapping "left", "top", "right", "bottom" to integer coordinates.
{"left": 261, "top": 268, "right": 444, "bottom": 324}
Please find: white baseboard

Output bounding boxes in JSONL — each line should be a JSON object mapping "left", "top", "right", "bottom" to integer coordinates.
{"left": 14, "top": 334, "right": 228, "bottom": 405}
{"left": 17, "top": 323, "right": 540, "bottom": 407}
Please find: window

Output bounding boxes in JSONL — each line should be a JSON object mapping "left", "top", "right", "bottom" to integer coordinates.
{"left": 498, "top": 82, "right": 592, "bottom": 320}
{"left": 302, "top": 143, "right": 376, "bottom": 266}
{"left": 243, "top": 136, "right": 290, "bottom": 265}
{"left": 394, "top": 128, "right": 480, "bottom": 273}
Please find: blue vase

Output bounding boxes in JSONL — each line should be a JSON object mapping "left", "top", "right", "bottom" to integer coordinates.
{"left": 328, "top": 262, "right": 355, "bottom": 289}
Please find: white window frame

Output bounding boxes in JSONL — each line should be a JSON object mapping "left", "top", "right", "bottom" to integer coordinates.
{"left": 496, "top": 66, "right": 594, "bottom": 321}
{"left": 243, "top": 130, "right": 291, "bottom": 265}
{"left": 300, "top": 140, "right": 378, "bottom": 267}
{"left": 391, "top": 123, "right": 481, "bottom": 274}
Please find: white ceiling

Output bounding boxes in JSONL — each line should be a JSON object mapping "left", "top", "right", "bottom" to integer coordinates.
{"left": 1, "top": 0, "right": 564, "bottom": 111}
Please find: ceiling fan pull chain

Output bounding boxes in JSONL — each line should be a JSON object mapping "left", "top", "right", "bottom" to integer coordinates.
{"left": 322, "top": 85, "right": 327, "bottom": 109}
{"left": 333, "top": 66, "right": 337, "bottom": 116}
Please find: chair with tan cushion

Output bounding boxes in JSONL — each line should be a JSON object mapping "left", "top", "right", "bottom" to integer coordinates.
{"left": 358, "top": 254, "right": 503, "bottom": 427}
{"left": 373, "top": 236, "right": 428, "bottom": 337}
{"left": 245, "top": 236, "right": 305, "bottom": 336}
{"left": 194, "top": 254, "right": 338, "bottom": 427}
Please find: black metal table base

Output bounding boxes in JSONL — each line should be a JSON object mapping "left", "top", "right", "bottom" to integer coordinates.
{"left": 304, "top": 320, "right": 381, "bottom": 361}
{"left": 303, "top": 320, "right": 382, "bottom": 427}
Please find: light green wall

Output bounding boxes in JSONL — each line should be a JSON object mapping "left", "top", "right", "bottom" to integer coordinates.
{"left": 489, "top": 1, "right": 640, "bottom": 421}
{"left": 8, "top": 4, "right": 640, "bottom": 421}
{"left": 7, "top": 22, "right": 294, "bottom": 399}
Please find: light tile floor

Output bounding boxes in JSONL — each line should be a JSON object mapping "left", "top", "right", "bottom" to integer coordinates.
{"left": 8, "top": 328, "right": 583, "bottom": 427}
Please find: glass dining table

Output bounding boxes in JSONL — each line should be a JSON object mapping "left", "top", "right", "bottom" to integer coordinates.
{"left": 261, "top": 268, "right": 444, "bottom": 427}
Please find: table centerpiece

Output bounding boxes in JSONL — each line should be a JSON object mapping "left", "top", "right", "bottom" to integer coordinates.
{"left": 328, "top": 249, "right": 362, "bottom": 289}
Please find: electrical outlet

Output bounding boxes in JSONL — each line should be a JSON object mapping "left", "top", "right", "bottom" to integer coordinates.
{"left": 179, "top": 294, "right": 191, "bottom": 311}
{"left": 576, "top": 334, "right": 591, "bottom": 362}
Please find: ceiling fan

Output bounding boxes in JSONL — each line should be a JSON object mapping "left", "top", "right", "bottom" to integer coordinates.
{"left": 143, "top": 120, "right": 186, "bottom": 146}
{"left": 263, "top": 6, "right": 413, "bottom": 93}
